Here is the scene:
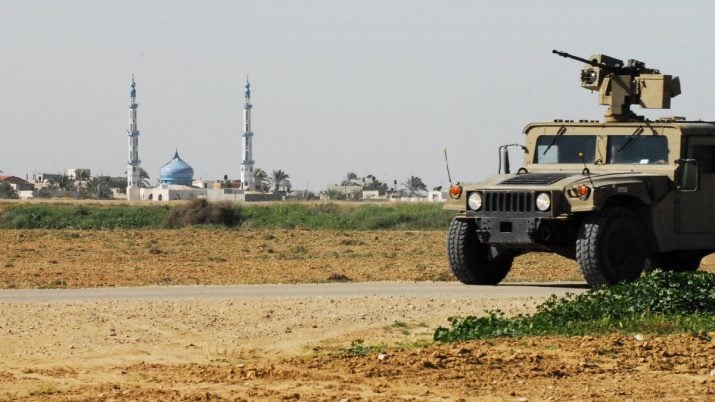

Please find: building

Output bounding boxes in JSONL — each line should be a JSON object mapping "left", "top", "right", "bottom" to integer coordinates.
{"left": 127, "top": 76, "right": 279, "bottom": 203}
{"left": 126, "top": 77, "right": 142, "bottom": 201}
{"left": 140, "top": 150, "right": 206, "bottom": 201}
{"left": 0, "top": 176, "right": 34, "bottom": 199}
{"left": 240, "top": 78, "right": 255, "bottom": 190}
{"left": 66, "top": 168, "right": 91, "bottom": 180}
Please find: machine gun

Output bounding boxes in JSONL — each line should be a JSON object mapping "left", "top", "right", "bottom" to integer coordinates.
{"left": 552, "top": 50, "right": 681, "bottom": 122}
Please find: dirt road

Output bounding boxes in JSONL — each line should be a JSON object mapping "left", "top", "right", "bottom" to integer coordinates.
{"left": 1, "top": 228, "right": 714, "bottom": 400}
{"left": 0, "top": 281, "right": 587, "bottom": 302}
{"left": 1, "top": 282, "right": 713, "bottom": 400}
{"left": 0, "top": 283, "right": 558, "bottom": 400}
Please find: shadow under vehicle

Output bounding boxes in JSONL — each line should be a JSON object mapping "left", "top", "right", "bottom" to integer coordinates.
{"left": 446, "top": 50, "right": 712, "bottom": 288}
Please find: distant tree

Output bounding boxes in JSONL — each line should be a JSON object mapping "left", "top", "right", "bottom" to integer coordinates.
{"left": 85, "top": 177, "right": 113, "bottom": 200}
{"left": 58, "top": 175, "right": 75, "bottom": 191}
{"left": 253, "top": 168, "right": 270, "bottom": 192}
{"left": 139, "top": 168, "right": 152, "bottom": 188}
{"left": 322, "top": 189, "right": 345, "bottom": 200}
{"left": 0, "top": 183, "right": 18, "bottom": 199}
{"left": 35, "top": 188, "right": 51, "bottom": 199}
{"left": 270, "top": 169, "right": 291, "bottom": 192}
{"left": 341, "top": 172, "right": 359, "bottom": 186}
{"left": 362, "top": 174, "right": 388, "bottom": 193}
{"left": 401, "top": 176, "right": 428, "bottom": 196}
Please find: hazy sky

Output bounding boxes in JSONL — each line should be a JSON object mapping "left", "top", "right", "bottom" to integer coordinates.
{"left": 3, "top": 1, "right": 715, "bottom": 191}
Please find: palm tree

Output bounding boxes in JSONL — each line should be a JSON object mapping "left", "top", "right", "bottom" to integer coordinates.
{"left": 139, "top": 168, "right": 152, "bottom": 188}
{"left": 401, "top": 176, "right": 427, "bottom": 196}
{"left": 270, "top": 169, "right": 290, "bottom": 192}
{"left": 85, "top": 177, "right": 113, "bottom": 199}
{"left": 253, "top": 168, "right": 269, "bottom": 192}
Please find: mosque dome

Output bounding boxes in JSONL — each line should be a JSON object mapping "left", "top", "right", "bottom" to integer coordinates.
{"left": 159, "top": 150, "right": 194, "bottom": 186}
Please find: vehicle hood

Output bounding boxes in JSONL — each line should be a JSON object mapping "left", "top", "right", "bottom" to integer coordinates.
{"left": 464, "top": 171, "right": 670, "bottom": 191}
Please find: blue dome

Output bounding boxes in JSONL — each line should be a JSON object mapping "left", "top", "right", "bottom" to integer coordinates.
{"left": 160, "top": 150, "right": 194, "bottom": 186}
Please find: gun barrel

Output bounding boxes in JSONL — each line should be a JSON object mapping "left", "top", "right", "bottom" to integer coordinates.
{"left": 552, "top": 50, "right": 601, "bottom": 68}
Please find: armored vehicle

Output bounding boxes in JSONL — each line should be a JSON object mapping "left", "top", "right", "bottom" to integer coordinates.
{"left": 446, "top": 50, "right": 714, "bottom": 288}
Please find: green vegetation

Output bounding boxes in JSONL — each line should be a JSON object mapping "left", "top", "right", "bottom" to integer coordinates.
{"left": 0, "top": 200, "right": 454, "bottom": 230}
{"left": 239, "top": 202, "right": 452, "bottom": 230}
{"left": 0, "top": 183, "right": 19, "bottom": 199}
{"left": 434, "top": 270, "right": 715, "bottom": 342}
{"left": 0, "top": 204, "right": 169, "bottom": 229}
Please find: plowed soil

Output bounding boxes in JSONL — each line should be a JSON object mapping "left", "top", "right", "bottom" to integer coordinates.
{"left": 1, "top": 228, "right": 714, "bottom": 400}
{"left": 0, "top": 229, "right": 588, "bottom": 288}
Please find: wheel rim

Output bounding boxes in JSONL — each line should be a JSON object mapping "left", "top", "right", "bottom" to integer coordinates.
{"left": 603, "top": 218, "right": 643, "bottom": 279}
{"left": 605, "top": 226, "right": 636, "bottom": 267}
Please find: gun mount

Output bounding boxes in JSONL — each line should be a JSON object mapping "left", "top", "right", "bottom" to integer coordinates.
{"left": 553, "top": 50, "right": 681, "bottom": 122}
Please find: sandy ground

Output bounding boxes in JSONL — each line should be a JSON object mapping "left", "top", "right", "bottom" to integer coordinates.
{"left": 1, "top": 229, "right": 714, "bottom": 400}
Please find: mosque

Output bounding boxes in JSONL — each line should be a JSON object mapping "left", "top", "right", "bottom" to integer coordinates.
{"left": 125, "top": 77, "right": 275, "bottom": 202}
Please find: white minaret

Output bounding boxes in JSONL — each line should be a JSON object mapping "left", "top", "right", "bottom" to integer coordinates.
{"left": 240, "top": 78, "right": 255, "bottom": 190}
{"left": 126, "top": 76, "right": 141, "bottom": 200}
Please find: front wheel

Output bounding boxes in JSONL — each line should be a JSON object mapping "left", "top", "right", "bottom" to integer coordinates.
{"left": 576, "top": 207, "right": 649, "bottom": 288}
{"left": 446, "top": 218, "right": 513, "bottom": 285}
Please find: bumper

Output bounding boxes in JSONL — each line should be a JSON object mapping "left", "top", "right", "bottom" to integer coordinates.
{"left": 472, "top": 217, "right": 540, "bottom": 244}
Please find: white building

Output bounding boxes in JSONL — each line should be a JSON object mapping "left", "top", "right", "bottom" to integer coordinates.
{"left": 126, "top": 77, "right": 142, "bottom": 201}
{"left": 240, "top": 78, "right": 255, "bottom": 190}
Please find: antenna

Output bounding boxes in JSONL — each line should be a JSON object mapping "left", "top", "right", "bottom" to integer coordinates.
{"left": 443, "top": 148, "right": 453, "bottom": 185}
{"left": 578, "top": 152, "right": 595, "bottom": 187}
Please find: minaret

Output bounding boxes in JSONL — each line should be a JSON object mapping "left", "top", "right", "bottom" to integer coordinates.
{"left": 126, "top": 76, "right": 141, "bottom": 200}
{"left": 240, "top": 78, "right": 255, "bottom": 190}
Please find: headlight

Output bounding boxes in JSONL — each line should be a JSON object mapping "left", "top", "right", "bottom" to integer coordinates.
{"left": 535, "top": 192, "right": 551, "bottom": 211}
{"left": 468, "top": 192, "right": 482, "bottom": 210}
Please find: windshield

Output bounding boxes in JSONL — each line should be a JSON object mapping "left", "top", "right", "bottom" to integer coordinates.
{"left": 535, "top": 135, "right": 596, "bottom": 164}
{"left": 607, "top": 136, "right": 668, "bottom": 165}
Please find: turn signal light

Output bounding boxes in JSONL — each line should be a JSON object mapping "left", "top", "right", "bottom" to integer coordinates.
{"left": 449, "top": 184, "right": 463, "bottom": 198}
{"left": 577, "top": 184, "right": 590, "bottom": 198}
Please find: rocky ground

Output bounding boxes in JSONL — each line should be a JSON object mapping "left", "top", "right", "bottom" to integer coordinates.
{"left": 1, "top": 229, "right": 714, "bottom": 400}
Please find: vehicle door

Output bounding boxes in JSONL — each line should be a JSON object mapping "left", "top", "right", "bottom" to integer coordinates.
{"left": 677, "top": 135, "right": 715, "bottom": 234}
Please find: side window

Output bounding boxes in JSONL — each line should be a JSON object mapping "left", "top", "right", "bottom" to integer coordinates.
{"left": 691, "top": 145, "right": 715, "bottom": 174}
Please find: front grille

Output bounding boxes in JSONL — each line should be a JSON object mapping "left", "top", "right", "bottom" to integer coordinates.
{"left": 500, "top": 173, "right": 570, "bottom": 185}
{"left": 482, "top": 191, "right": 534, "bottom": 213}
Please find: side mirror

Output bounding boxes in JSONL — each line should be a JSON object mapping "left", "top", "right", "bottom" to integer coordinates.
{"left": 676, "top": 159, "right": 699, "bottom": 191}
{"left": 501, "top": 146, "right": 511, "bottom": 174}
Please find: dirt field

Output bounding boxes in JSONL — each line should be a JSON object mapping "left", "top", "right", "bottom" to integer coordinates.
{"left": 1, "top": 228, "right": 715, "bottom": 400}
{"left": 0, "top": 229, "right": 587, "bottom": 288}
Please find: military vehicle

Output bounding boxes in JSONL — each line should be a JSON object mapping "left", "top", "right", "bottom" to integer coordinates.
{"left": 445, "top": 50, "right": 714, "bottom": 288}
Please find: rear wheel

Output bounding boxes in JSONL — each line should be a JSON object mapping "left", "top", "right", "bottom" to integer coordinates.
{"left": 446, "top": 218, "right": 513, "bottom": 285}
{"left": 576, "top": 207, "right": 649, "bottom": 287}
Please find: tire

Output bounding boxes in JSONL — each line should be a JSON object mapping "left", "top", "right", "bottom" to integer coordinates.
{"left": 446, "top": 218, "right": 513, "bottom": 285}
{"left": 651, "top": 251, "right": 702, "bottom": 272}
{"left": 576, "top": 207, "right": 649, "bottom": 288}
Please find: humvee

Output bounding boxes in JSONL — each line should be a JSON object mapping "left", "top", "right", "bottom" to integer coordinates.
{"left": 446, "top": 50, "right": 715, "bottom": 288}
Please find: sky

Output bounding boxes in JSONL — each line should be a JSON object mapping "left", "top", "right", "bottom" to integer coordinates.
{"left": 2, "top": 1, "right": 715, "bottom": 191}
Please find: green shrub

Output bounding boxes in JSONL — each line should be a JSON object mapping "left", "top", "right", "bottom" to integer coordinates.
{"left": 434, "top": 270, "right": 715, "bottom": 342}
